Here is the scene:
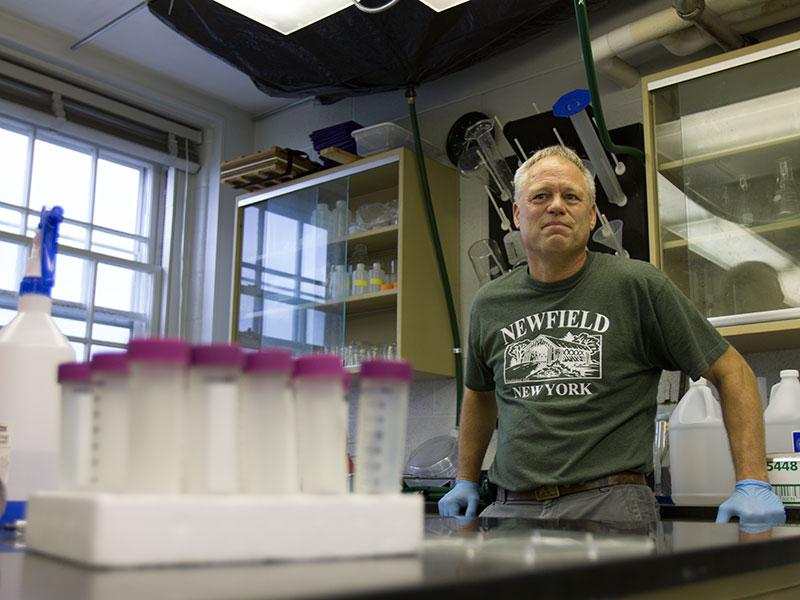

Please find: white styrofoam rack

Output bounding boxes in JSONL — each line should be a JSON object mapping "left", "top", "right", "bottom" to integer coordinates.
{"left": 26, "top": 492, "right": 424, "bottom": 568}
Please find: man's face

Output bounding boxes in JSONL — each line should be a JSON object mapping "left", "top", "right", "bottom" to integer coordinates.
{"left": 513, "top": 156, "right": 596, "bottom": 259}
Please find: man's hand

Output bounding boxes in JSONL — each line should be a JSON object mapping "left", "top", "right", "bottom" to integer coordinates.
{"left": 716, "top": 480, "right": 786, "bottom": 531}
{"left": 438, "top": 480, "right": 480, "bottom": 517}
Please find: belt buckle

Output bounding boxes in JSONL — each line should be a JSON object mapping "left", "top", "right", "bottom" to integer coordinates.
{"left": 534, "top": 485, "right": 560, "bottom": 501}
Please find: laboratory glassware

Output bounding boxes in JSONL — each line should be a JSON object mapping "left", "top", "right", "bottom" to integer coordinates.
{"left": 468, "top": 238, "right": 507, "bottom": 285}
{"left": 0, "top": 206, "right": 73, "bottom": 524}
{"left": 57, "top": 362, "right": 93, "bottom": 491}
{"left": 772, "top": 157, "right": 800, "bottom": 219}
{"left": 553, "top": 89, "right": 627, "bottom": 207}
{"left": 368, "top": 262, "right": 385, "bottom": 293}
{"left": 184, "top": 344, "right": 244, "bottom": 494}
{"left": 354, "top": 359, "right": 412, "bottom": 494}
{"left": 90, "top": 352, "right": 130, "bottom": 492}
{"left": 293, "top": 354, "right": 348, "bottom": 494}
{"left": 240, "top": 349, "right": 299, "bottom": 494}
{"left": 125, "top": 338, "right": 190, "bottom": 494}
{"left": 351, "top": 263, "right": 368, "bottom": 296}
{"left": 464, "top": 119, "right": 515, "bottom": 202}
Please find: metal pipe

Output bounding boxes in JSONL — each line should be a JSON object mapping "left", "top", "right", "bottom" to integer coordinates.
{"left": 672, "top": 0, "right": 746, "bottom": 51}
{"left": 70, "top": 1, "right": 150, "bottom": 51}
{"left": 660, "top": 0, "right": 800, "bottom": 56}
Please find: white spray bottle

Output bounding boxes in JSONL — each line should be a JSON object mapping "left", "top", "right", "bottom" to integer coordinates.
{"left": 0, "top": 206, "right": 74, "bottom": 524}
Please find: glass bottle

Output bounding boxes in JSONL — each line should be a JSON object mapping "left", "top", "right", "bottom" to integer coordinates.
{"left": 772, "top": 157, "right": 800, "bottom": 219}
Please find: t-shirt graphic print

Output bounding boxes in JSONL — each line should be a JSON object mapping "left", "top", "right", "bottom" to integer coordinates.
{"left": 501, "top": 309, "right": 607, "bottom": 384}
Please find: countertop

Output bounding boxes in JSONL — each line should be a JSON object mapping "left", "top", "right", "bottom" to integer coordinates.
{"left": 2, "top": 517, "right": 800, "bottom": 600}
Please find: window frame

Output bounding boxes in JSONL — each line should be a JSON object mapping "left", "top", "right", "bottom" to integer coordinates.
{"left": 0, "top": 111, "right": 170, "bottom": 359}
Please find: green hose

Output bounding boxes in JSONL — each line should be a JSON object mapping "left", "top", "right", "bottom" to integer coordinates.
{"left": 573, "top": 0, "right": 645, "bottom": 163}
{"left": 405, "top": 87, "right": 464, "bottom": 426}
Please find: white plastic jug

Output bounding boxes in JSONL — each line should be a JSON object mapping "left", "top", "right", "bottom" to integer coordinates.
{"left": 0, "top": 207, "right": 73, "bottom": 523}
{"left": 765, "top": 369, "right": 800, "bottom": 454}
{"left": 668, "top": 378, "right": 735, "bottom": 506}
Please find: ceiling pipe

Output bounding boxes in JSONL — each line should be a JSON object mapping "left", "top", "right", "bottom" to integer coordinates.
{"left": 672, "top": 0, "right": 746, "bottom": 51}
{"left": 660, "top": 0, "right": 800, "bottom": 56}
{"left": 590, "top": 0, "right": 775, "bottom": 88}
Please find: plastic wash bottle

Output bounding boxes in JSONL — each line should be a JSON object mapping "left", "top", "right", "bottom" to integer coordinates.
{"left": 0, "top": 206, "right": 74, "bottom": 523}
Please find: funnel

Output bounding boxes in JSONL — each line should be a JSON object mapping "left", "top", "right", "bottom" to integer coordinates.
{"left": 468, "top": 238, "right": 507, "bottom": 285}
{"left": 592, "top": 214, "right": 629, "bottom": 258}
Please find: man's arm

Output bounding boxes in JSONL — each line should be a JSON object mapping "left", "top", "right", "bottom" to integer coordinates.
{"left": 457, "top": 387, "right": 498, "bottom": 482}
{"left": 702, "top": 345, "right": 768, "bottom": 482}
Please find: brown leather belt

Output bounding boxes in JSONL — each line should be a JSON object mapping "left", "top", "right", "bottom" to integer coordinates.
{"left": 498, "top": 472, "right": 647, "bottom": 502}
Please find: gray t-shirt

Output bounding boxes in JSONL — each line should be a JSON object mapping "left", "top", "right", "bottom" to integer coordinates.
{"left": 466, "top": 251, "right": 729, "bottom": 491}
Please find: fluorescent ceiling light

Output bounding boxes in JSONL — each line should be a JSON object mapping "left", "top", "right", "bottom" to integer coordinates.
{"left": 214, "top": 0, "right": 352, "bottom": 35}
{"left": 215, "top": 0, "right": 471, "bottom": 35}
{"left": 418, "top": 0, "right": 471, "bottom": 10}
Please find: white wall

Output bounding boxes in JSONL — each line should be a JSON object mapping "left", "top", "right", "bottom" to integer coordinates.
{"left": 253, "top": 0, "right": 800, "bottom": 464}
{"left": 0, "top": 9, "right": 255, "bottom": 344}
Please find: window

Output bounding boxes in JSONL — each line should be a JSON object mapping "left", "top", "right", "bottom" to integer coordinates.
{"left": 0, "top": 115, "right": 164, "bottom": 360}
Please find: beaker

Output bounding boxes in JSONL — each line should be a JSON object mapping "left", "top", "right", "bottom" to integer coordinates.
{"left": 468, "top": 238, "right": 507, "bottom": 285}
{"left": 772, "top": 157, "right": 800, "bottom": 219}
{"left": 464, "top": 119, "right": 515, "bottom": 202}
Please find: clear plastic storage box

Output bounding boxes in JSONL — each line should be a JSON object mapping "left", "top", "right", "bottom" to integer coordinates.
{"left": 352, "top": 122, "right": 443, "bottom": 161}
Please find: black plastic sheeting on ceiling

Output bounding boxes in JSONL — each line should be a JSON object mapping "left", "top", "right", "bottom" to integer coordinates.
{"left": 149, "top": 0, "right": 611, "bottom": 104}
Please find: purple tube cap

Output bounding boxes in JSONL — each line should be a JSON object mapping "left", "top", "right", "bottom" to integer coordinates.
{"left": 360, "top": 359, "right": 413, "bottom": 382}
{"left": 58, "top": 362, "right": 92, "bottom": 383}
{"left": 127, "top": 338, "right": 190, "bottom": 365}
{"left": 192, "top": 344, "right": 244, "bottom": 368}
{"left": 91, "top": 352, "right": 128, "bottom": 374}
{"left": 244, "top": 348, "right": 293, "bottom": 374}
{"left": 293, "top": 353, "right": 345, "bottom": 379}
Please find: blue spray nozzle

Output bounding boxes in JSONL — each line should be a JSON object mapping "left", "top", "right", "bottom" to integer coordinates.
{"left": 19, "top": 205, "right": 64, "bottom": 297}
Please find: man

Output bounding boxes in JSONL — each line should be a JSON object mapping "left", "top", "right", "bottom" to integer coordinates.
{"left": 439, "top": 145, "right": 785, "bottom": 527}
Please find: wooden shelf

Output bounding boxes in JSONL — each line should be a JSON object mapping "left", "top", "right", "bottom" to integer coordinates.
{"left": 658, "top": 131, "right": 800, "bottom": 172}
{"left": 662, "top": 217, "right": 800, "bottom": 251}
{"left": 346, "top": 225, "right": 398, "bottom": 254}
{"left": 719, "top": 318, "right": 800, "bottom": 353}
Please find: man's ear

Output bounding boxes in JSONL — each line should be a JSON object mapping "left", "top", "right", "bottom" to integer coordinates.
{"left": 513, "top": 201, "right": 520, "bottom": 229}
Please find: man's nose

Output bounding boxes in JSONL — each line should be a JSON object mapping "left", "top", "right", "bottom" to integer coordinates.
{"left": 547, "top": 193, "right": 567, "bottom": 212}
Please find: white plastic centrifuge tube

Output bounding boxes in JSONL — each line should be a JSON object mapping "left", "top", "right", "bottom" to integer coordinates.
{"left": 354, "top": 360, "right": 412, "bottom": 494}
{"left": 240, "top": 349, "right": 298, "bottom": 494}
{"left": 125, "top": 338, "right": 190, "bottom": 494}
{"left": 293, "top": 354, "right": 348, "bottom": 494}
{"left": 184, "top": 344, "right": 244, "bottom": 494}
{"left": 57, "top": 363, "right": 93, "bottom": 491}
{"left": 90, "top": 353, "right": 130, "bottom": 492}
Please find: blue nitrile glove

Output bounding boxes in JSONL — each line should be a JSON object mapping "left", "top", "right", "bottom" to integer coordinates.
{"left": 438, "top": 479, "right": 480, "bottom": 518}
{"left": 716, "top": 480, "right": 786, "bottom": 531}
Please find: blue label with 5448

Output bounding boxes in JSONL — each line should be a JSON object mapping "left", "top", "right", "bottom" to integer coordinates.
{"left": 794, "top": 431, "right": 800, "bottom": 452}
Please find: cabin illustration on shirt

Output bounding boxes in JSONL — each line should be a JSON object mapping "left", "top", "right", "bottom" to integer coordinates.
{"left": 503, "top": 332, "right": 602, "bottom": 383}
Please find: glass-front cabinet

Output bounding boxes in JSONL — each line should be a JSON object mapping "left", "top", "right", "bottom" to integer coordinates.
{"left": 232, "top": 148, "right": 459, "bottom": 376}
{"left": 643, "top": 32, "right": 800, "bottom": 351}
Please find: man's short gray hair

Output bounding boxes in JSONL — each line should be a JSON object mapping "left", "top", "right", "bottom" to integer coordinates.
{"left": 513, "top": 145, "right": 596, "bottom": 205}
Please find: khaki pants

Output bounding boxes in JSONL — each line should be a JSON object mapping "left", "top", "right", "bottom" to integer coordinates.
{"left": 480, "top": 484, "right": 660, "bottom": 524}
